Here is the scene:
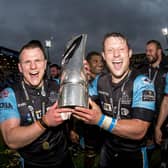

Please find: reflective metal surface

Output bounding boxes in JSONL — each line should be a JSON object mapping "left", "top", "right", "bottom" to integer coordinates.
{"left": 58, "top": 34, "right": 88, "bottom": 108}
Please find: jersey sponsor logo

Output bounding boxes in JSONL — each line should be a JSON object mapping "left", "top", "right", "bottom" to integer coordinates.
{"left": 0, "top": 102, "right": 13, "bottom": 109}
{"left": 142, "top": 90, "right": 155, "bottom": 101}
{"left": 103, "top": 103, "right": 112, "bottom": 111}
{"left": 0, "top": 90, "right": 9, "bottom": 98}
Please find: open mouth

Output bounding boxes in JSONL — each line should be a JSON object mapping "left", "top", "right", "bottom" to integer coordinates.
{"left": 112, "top": 61, "right": 122, "bottom": 70}
{"left": 29, "top": 72, "right": 39, "bottom": 78}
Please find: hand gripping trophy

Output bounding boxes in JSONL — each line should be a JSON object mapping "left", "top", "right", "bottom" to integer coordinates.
{"left": 58, "top": 34, "right": 88, "bottom": 109}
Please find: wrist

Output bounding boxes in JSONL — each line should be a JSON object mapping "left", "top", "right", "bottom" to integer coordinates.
{"left": 97, "top": 114, "right": 117, "bottom": 132}
{"left": 155, "top": 125, "right": 161, "bottom": 130}
{"left": 38, "top": 116, "right": 49, "bottom": 129}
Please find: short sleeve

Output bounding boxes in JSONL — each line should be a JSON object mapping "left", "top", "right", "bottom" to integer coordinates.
{"left": 0, "top": 88, "right": 20, "bottom": 123}
{"left": 132, "top": 75, "right": 155, "bottom": 111}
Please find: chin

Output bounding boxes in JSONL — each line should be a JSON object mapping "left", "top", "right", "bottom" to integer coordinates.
{"left": 30, "top": 82, "right": 41, "bottom": 87}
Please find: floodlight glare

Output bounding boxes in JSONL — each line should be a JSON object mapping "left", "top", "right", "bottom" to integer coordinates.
{"left": 161, "top": 27, "right": 168, "bottom": 36}
{"left": 45, "top": 40, "right": 52, "bottom": 48}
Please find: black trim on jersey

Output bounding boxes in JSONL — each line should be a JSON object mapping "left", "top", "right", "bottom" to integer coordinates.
{"left": 132, "top": 107, "right": 154, "bottom": 122}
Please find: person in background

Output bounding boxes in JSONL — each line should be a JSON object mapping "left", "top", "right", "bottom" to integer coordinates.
{"left": 0, "top": 40, "right": 74, "bottom": 168}
{"left": 49, "top": 63, "right": 61, "bottom": 85}
{"left": 86, "top": 51, "right": 105, "bottom": 96}
{"left": 84, "top": 51, "right": 104, "bottom": 168}
{"left": 69, "top": 51, "right": 104, "bottom": 164}
{"left": 155, "top": 74, "right": 168, "bottom": 168}
{"left": 139, "top": 40, "right": 167, "bottom": 167}
{"left": 72, "top": 32, "right": 156, "bottom": 168}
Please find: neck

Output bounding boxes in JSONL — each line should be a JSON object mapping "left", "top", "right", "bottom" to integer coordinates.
{"left": 112, "top": 69, "right": 130, "bottom": 84}
{"left": 23, "top": 79, "right": 44, "bottom": 89}
{"left": 151, "top": 61, "right": 160, "bottom": 68}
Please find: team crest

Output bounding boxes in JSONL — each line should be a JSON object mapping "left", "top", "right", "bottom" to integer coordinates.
{"left": 0, "top": 89, "right": 9, "bottom": 98}
{"left": 103, "top": 103, "right": 112, "bottom": 111}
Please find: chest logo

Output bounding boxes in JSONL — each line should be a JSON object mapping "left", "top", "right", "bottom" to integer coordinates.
{"left": 103, "top": 103, "right": 112, "bottom": 111}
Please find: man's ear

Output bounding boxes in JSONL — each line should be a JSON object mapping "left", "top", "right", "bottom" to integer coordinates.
{"left": 102, "top": 52, "right": 105, "bottom": 60}
{"left": 18, "top": 63, "right": 22, "bottom": 73}
{"left": 44, "top": 60, "right": 47, "bottom": 71}
{"left": 129, "top": 49, "right": 132, "bottom": 58}
{"left": 158, "top": 48, "right": 162, "bottom": 56}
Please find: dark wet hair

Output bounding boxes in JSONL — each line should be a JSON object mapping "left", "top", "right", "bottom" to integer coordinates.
{"left": 19, "top": 40, "right": 47, "bottom": 61}
{"left": 49, "top": 63, "right": 61, "bottom": 70}
{"left": 146, "top": 40, "right": 165, "bottom": 56}
{"left": 146, "top": 40, "right": 162, "bottom": 50}
{"left": 85, "top": 51, "right": 102, "bottom": 62}
{"left": 102, "top": 32, "right": 130, "bottom": 51}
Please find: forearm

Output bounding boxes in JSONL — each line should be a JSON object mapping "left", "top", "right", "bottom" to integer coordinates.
{"left": 1, "top": 119, "right": 45, "bottom": 149}
{"left": 112, "top": 119, "right": 149, "bottom": 140}
{"left": 97, "top": 114, "right": 149, "bottom": 140}
{"left": 156, "top": 96, "right": 168, "bottom": 129}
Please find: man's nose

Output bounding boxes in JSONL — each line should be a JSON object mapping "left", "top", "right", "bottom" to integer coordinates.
{"left": 30, "top": 61, "right": 37, "bottom": 69}
{"left": 113, "top": 50, "right": 119, "bottom": 57}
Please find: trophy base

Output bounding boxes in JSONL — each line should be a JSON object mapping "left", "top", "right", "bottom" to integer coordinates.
{"left": 58, "top": 83, "right": 88, "bottom": 108}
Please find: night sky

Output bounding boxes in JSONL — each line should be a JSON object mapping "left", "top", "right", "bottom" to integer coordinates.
{"left": 0, "top": 0, "right": 168, "bottom": 64}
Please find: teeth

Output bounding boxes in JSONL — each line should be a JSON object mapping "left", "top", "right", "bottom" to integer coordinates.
{"left": 30, "top": 72, "right": 38, "bottom": 75}
{"left": 113, "top": 61, "right": 121, "bottom": 63}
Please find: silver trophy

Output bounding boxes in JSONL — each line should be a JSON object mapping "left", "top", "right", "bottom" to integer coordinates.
{"left": 58, "top": 34, "right": 88, "bottom": 108}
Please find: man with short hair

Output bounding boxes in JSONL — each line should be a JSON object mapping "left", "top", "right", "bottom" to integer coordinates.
{"left": 72, "top": 32, "right": 156, "bottom": 168}
{"left": 0, "top": 40, "right": 74, "bottom": 168}
{"left": 49, "top": 63, "right": 61, "bottom": 84}
{"left": 140, "top": 40, "right": 167, "bottom": 167}
{"left": 84, "top": 51, "right": 104, "bottom": 168}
